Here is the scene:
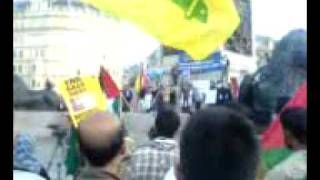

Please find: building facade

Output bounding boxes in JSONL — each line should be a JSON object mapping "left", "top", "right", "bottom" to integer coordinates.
{"left": 255, "top": 35, "right": 276, "bottom": 67}
{"left": 14, "top": 0, "right": 123, "bottom": 90}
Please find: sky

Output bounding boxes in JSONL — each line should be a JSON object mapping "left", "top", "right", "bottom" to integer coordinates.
{"left": 252, "top": 0, "right": 307, "bottom": 40}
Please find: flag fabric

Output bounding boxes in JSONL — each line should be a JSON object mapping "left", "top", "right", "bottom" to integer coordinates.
{"left": 99, "top": 66, "right": 121, "bottom": 117}
{"left": 134, "top": 74, "right": 145, "bottom": 94}
{"left": 65, "top": 127, "right": 80, "bottom": 176}
{"left": 100, "top": 66, "right": 120, "bottom": 98}
{"left": 135, "top": 71, "right": 149, "bottom": 94}
{"left": 112, "top": 96, "right": 121, "bottom": 117}
{"left": 261, "top": 81, "right": 307, "bottom": 150}
{"left": 262, "top": 148, "right": 293, "bottom": 171}
{"left": 81, "top": 0, "right": 240, "bottom": 60}
{"left": 230, "top": 77, "right": 240, "bottom": 100}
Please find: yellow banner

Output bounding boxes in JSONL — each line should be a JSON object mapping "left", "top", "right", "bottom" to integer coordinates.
{"left": 59, "top": 76, "right": 107, "bottom": 128}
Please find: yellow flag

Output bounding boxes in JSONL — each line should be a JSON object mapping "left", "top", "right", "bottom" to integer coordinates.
{"left": 82, "top": 0, "right": 240, "bottom": 60}
{"left": 134, "top": 74, "right": 143, "bottom": 93}
{"left": 58, "top": 76, "right": 107, "bottom": 128}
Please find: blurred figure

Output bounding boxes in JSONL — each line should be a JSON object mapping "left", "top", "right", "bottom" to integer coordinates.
{"left": 238, "top": 29, "right": 306, "bottom": 130}
{"left": 265, "top": 107, "right": 306, "bottom": 180}
{"left": 181, "top": 86, "right": 189, "bottom": 109}
{"left": 169, "top": 107, "right": 259, "bottom": 180}
{"left": 126, "top": 106, "right": 180, "bottom": 180}
{"left": 122, "top": 87, "right": 133, "bottom": 112}
{"left": 216, "top": 82, "right": 232, "bottom": 105}
{"left": 204, "top": 82, "right": 218, "bottom": 107}
{"left": 13, "top": 133, "right": 50, "bottom": 180}
{"left": 169, "top": 87, "right": 177, "bottom": 107}
{"left": 238, "top": 74, "right": 254, "bottom": 108}
{"left": 230, "top": 77, "right": 240, "bottom": 100}
{"left": 154, "top": 86, "right": 165, "bottom": 113}
{"left": 191, "top": 87, "right": 202, "bottom": 111}
{"left": 76, "top": 111, "right": 127, "bottom": 180}
{"left": 144, "top": 89, "right": 153, "bottom": 112}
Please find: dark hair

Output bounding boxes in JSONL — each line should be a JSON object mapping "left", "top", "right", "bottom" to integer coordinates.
{"left": 276, "top": 96, "right": 291, "bottom": 113}
{"left": 223, "top": 101, "right": 253, "bottom": 120}
{"left": 149, "top": 105, "right": 180, "bottom": 139}
{"left": 180, "top": 107, "right": 259, "bottom": 180}
{"left": 223, "top": 102, "right": 271, "bottom": 134}
{"left": 78, "top": 125, "right": 125, "bottom": 167}
{"left": 280, "top": 107, "right": 306, "bottom": 145}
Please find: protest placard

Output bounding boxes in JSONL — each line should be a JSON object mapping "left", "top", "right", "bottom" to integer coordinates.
{"left": 58, "top": 76, "right": 107, "bottom": 128}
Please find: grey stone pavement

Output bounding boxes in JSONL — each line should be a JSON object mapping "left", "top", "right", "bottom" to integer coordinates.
{"left": 14, "top": 110, "right": 189, "bottom": 180}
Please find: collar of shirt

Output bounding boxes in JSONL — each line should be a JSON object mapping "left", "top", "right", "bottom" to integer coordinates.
{"left": 138, "top": 137, "right": 177, "bottom": 151}
{"left": 154, "top": 137, "right": 176, "bottom": 144}
{"left": 77, "top": 166, "right": 120, "bottom": 180}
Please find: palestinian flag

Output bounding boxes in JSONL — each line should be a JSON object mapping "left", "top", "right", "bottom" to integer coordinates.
{"left": 99, "top": 66, "right": 121, "bottom": 116}
{"left": 100, "top": 66, "right": 120, "bottom": 98}
{"left": 260, "top": 81, "right": 306, "bottom": 172}
{"left": 261, "top": 81, "right": 307, "bottom": 150}
{"left": 81, "top": 0, "right": 240, "bottom": 60}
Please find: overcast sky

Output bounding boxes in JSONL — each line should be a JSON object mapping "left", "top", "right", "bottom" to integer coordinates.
{"left": 252, "top": 0, "right": 306, "bottom": 40}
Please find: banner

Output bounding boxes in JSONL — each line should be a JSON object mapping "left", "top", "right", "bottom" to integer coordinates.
{"left": 178, "top": 51, "right": 226, "bottom": 73}
{"left": 59, "top": 76, "right": 107, "bottom": 128}
{"left": 82, "top": 0, "right": 240, "bottom": 60}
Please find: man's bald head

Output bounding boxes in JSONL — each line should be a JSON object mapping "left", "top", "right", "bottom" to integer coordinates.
{"left": 78, "top": 111, "right": 125, "bottom": 167}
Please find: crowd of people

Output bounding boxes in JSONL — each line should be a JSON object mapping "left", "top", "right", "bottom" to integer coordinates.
{"left": 13, "top": 100, "right": 307, "bottom": 180}
{"left": 13, "top": 29, "right": 306, "bottom": 180}
{"left": 121, "top": 78, "right": 235, "bottom": 116}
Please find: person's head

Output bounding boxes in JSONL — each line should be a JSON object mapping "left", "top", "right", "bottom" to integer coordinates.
{"left": 223, "top": 101, "right": 253, "bottom": 120}
{"left": 280, "top": 107, "right": 307, "bottom": 149}
{"left": 276, "top": 96, "right": 291, "bottom": 113}
{"left": 179, "top": 107, "right": 259, "bottom": 180}
{"left": 148, "top": 105, "right": 180, "bottom": 139}
{"left": 252, "top": 110, "right": 273, "bottom": 134}
{"left": 223, "top": 102, "right": 271, "bottom": 134}
{"left": 78, "top": 111, "right": 126, "bottom": 167}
